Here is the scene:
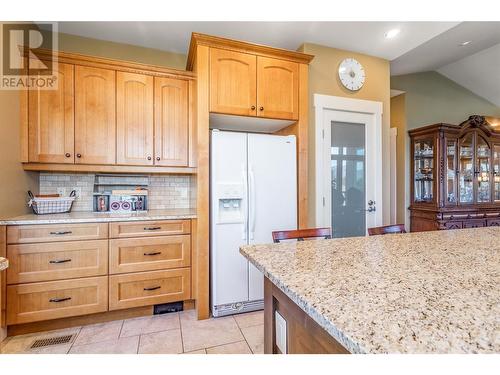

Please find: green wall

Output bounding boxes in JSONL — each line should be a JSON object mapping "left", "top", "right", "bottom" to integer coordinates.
{"left": 391, "top": 71, "right": 500, "bottom": 130}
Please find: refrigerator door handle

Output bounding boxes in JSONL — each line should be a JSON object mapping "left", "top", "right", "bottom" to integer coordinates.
{"left": 242, "top": 164, "right": 248, "bottom": 241}
{"left": 249, "top": 164, "right": 256, "bottom": 240}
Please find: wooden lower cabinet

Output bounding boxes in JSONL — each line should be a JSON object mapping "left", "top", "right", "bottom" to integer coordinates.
{"left": 109, "top": 235, "right": 190, "bottom": 274}
{"left": 7, "top": 240, "right": 108, "bottom": 284}
{"left": 7, "top": 223, "right": 108, "bottom": 244}
{"left": 109, "top": 268, "right": 191, "bottom": 311}
{"left": 109, "top": 220, "right": 190, "bottom": 238}
{"left": 7, "top": 276, "right": 108, "bottom": 325}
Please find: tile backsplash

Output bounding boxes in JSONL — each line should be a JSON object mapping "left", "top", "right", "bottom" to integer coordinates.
{"left": 39, "top": 173, "right": 196, "bottom": 212}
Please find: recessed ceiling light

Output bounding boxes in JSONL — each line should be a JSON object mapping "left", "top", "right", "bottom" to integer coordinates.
{"left": 459, "top": 41, "right": 472, "bottom": 46}
{"left": 384, "top": 29, "right": 400, "bottom": 39}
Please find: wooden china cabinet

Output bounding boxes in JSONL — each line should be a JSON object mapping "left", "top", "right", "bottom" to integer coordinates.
{"left": 409, "top": 115, "right": 500, "bottom": 232}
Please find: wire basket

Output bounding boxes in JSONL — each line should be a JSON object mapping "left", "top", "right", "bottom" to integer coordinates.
{"left": 28, "top": 190, "right": 76, "bottom": 215}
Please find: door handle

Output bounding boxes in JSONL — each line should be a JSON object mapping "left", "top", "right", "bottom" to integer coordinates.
{"left": 242, "top": 164, "right": 248, "bottom": 241}
{"left": 143, "top": 286, "right": 161, "bottom": 291}
{"left": 49, "top": 297, "right": 71, "bottom": 303}
{"left": 248, "top": 165, "right": 256, "bottom": 240}
{"left": 143, "top": 251, "right": 162, "bottom": 256}
{"left": 49, "top": 259, "right": 72, "bottom": 264}
{"left": 143, "top": 226, "right": 161, "bottom": 231}
{"left": 49, "top": 231, "right": 72, "bottom": 235}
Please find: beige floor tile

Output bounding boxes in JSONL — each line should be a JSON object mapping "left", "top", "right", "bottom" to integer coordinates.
{"left": 241, "top": 325, "right": 264, "bottom": 354}
{"left": 121, "top": 313, "right": 180, "bottom": 338}
{"left": 0, "top": 327, "right": 80, "bottom": 354}
{"left": 206, "top": 340, "right": 252, "bottom": 354}
{"left": 138, "top": 329, "right": 183, "bottom": 354}
{"left": 70, "top": 336, "right": 139, "bottom": 354}
{"left": 183, "top": 349, "right": 207, "bottom": 354}
{"left": 180, "top": 310, "right": 244, "bottom": 352}
{"left": 73, "top": 320, "right": 123, "bottom": 346}
{"left": 233, "top": 310, "right": 264, "bottom": 329}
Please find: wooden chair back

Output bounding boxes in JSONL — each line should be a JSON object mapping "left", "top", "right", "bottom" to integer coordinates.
{"left": 272, "top": 227, "right": 332, "bottom": 243}
{"left": 368, "top": 224, "right": 406, "bottom": 236}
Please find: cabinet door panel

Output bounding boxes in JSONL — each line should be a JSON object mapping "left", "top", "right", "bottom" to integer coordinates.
{"left": 257, "top": 56, "right": 299, "bottom": 120}
{"left": 28, "top": 62, "right": 74, "bottom": 163}
{"left": 117, "top": 72, "right": 154, "bottom": 165}
{"left": 154, "top": 77, "right": 188, "bottom": 166}
{"left": 75, "top": 66, "right": 116, "bottom": 165}
{"left": 210, "top": 48, "right": 256, "bottom": 116}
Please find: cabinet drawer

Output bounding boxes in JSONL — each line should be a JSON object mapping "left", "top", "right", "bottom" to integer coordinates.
{"left": 7, "top": 240, "right": 108, "bottom": 284}
{"left": 7, "top": 276, "right": 108, "bottom": 325}
{"left": 463, "top": 220, "right": 486, "bottom": 228}
{"left": 109, "top": 269, "right": 190, "bottom": 311}
{"left": 109, "top": 235, "right": 190, "bottom": 274}
{"left": 7, "top": 223, "right": 108, "bottom": 244}
{"left": 109, "top": 220, "right": 190, "bottom": 238}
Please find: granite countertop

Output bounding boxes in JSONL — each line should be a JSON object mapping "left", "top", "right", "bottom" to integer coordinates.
{"left": 240, "top": 227, "right": 500, "bottom": 354}
{"left": 0, "top": 208, "right": 196, "bottom": 225}
{"left": 0, "top": 257, "right": 8, "bottom": 271}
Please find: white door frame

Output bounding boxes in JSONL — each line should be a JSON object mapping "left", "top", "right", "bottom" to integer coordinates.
{"left": 390, "top": 127, "right": 398, "bottom": 224}
{"left": 314, "top": 94, "right": 383, "bottom": 230}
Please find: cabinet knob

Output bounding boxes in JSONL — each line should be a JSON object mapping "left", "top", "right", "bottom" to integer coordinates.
{"left": 147, "top": 156, "right": 152, "bottom": 161}
{"left": 156, "top": 157, "right": 160, "bottom": 161}
{"left": 259, "top": 106, "right": 264, "bottom": 111}
{"left": 76, "top": 153, "right": 82, "bottom": 158}
{"left": 65, "top": 153, "right": 71, "bottom": 158}
{"left": 251, "top": 105, "right": 256, "bottom": 110}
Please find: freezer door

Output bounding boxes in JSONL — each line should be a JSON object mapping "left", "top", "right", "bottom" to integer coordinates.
{"left": 247, "top": 133, "right": 297, "bottom": 300}
{"left": 210, "top": 131, "right": 249, "bottom": 306}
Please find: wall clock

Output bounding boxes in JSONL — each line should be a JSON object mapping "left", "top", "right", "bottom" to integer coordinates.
{"left": 338, "top": 58, "right": 365, "bottom": 91}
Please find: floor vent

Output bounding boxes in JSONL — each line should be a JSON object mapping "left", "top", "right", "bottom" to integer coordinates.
{"left": 30, "top": 334, "right": 74, "bottom": 349}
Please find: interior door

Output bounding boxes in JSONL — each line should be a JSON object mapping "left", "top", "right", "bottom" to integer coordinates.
{"left": 256, "top": 56, "right": 299, "bottom": 120}
{"left": 154, "top": 77, "right": 189, "bottom": 166}
{"left": 210, "top": 131, "right": 249, "bottom": 306}
{"left": 75, "top": 66, "right": 116, "bottom": 164}
{"left": 28, "top": 62, "right": 74, "bottom": 163}
{"left": 210, "top": 48, "right": 257, "bottom": 116}
{"left": 116, "top": 72, "right": 154, "bottom": 165}
{"left": 247, "top": 133, "right": 297, "bottom": 301}
{"left": 321, "top": 111, "right": 383, "bottom": 237}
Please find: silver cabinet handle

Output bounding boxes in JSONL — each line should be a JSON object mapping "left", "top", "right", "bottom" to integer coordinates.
{"left": 50, "top": 231, "right": 72, "bottom": 235}
{"left": 143, "top": 227, "right": 161, "bottom": 231}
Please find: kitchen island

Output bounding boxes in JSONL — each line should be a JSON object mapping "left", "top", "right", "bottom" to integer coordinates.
{"left": 240, "top": 227, "right": 499, "bottom": 354}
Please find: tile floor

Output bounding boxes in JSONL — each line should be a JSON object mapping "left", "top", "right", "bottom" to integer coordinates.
{"left": 0, "top": 310, "right": 264, "bottom": 354}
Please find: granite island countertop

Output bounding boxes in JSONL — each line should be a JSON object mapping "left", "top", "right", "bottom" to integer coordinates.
{"left": 240, "top": 227, "right": 500, "bottom": 354}
{"left": 0, "top": 257, "right": 8, "bottom": 271}
{"left": 0, "top": 208, "right": 196, "bottom": 225}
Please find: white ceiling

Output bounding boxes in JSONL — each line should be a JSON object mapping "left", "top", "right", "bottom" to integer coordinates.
{"left": 390, "top": 22, "right": 500, "bottom": 75}
{"left": 42, "top": 21, "right": 500, "bottom": 107}
{"left": 438, "top": 43, "right": 500, "bottom": 106}
{"left": 47, "top": 21, "right": 459, "bottom": 61}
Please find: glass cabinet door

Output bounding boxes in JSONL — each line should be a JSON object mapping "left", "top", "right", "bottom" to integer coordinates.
{"left": 493, "top": 145, "right": 500, "bottom": 202}
{"left": 476, "top": 135, "right": 491, "bottom": 203}
{"left": 445, "top": 139, "right": 457, "bottom": 204}
{"left": 459, "top": 133, "right": 474, "bottom": 204}
{"left": 414, "top": 139, "right": 434, "bottom": 203}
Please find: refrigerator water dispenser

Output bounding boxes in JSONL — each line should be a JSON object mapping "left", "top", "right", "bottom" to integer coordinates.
{"left": 216, "top": 183, "right": 244, "bottom": 224}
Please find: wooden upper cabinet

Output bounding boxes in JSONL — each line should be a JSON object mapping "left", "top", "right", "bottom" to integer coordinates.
{"left": 154, "top": 77, "right": 189, "bottom": 167}
{"left": 74, "top": 66, "right": 116, "bottom": 165}
{"left": 210, "top": 48, "right": 257, "bottom": 116}
{"left": 28, "top": 62, "right": 74, "bottom": 163}
{"left": 116, "top": 72, "right": 154, "bottom": 165}
{"left": 257, "top": 57, "right": 299, "bottom": 120}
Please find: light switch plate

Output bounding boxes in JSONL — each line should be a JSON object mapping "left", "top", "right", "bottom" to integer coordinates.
{"left": 275, "top": 311, "right": 287, "bottom": 354}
